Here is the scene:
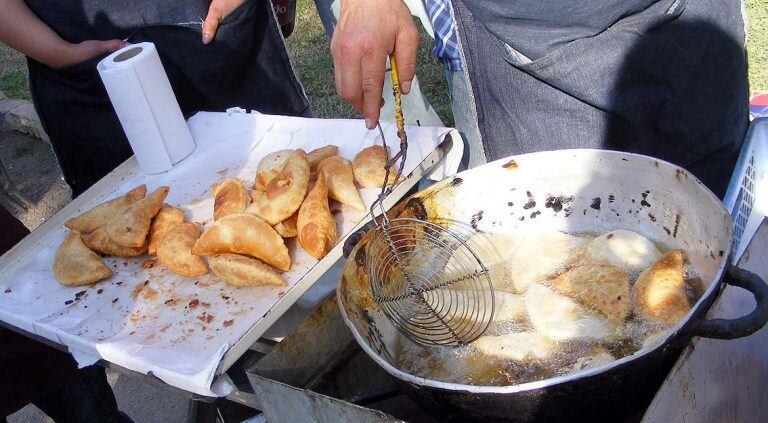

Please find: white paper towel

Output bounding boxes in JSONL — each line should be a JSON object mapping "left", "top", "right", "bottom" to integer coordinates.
{"left": 97, "top": 42, "right": 195, "bottom": 174}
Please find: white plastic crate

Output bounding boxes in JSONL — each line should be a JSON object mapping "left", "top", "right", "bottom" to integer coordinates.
{"left": 723, "top": 117, "right": 768, "bottom": 262}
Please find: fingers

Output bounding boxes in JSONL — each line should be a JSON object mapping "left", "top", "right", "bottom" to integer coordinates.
{"left": 61, "top": 39, "right": 126, "bottom": 68}
{"left": 332, "top": 33, "right": 364, "bottom": 117}
{"left": 360, "top": 38, "right": 386, "bottom": 129}
{"left": 393, "top": 23, "right": 419, "bottom": 94}
{"left": 202, "top": 6, "right": 223, "bottom": 44}
{"left": 99, "top": 39, "right": 128, "bottom": 54}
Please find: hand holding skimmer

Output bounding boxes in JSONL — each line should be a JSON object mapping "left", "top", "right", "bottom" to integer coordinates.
{"left": 365, "top": 56, "right": 495, "bottom": 347}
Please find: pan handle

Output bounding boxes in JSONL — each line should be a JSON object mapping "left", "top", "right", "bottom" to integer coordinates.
{"left": 690, "top": 266, "right": 768, "bottom": 340}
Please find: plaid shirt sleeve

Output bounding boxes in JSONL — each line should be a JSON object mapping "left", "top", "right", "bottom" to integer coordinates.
{"left": 424, "top": 0, "right": 463, "bottom": 71}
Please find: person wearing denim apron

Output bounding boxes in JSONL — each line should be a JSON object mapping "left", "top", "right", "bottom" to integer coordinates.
{"left": 330, "top": 0, "right": 748, "bottom": 198}
{"left": 4, "top": 0, "right": 309, "bottom": 197}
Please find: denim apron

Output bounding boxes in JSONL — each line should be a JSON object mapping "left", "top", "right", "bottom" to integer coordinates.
{"left": 25, "top": 0, "right": 309, "bottom": 196}
{"left": 452, "top": 0, "right": 748, "bottom": 197}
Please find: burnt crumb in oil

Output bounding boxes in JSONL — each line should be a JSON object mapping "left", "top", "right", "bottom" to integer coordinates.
{"left": 502, "top": 159, "right": 518, "bottom": 169}
{"left": 470, "top": 211, "right": 484, "bottom": 229}
{"left": 640, "top": 191, "right": 651, "bottom": 208}
{"left": 648, "top": 213, "right": 657, "bottom": 222}
{"left": 530, "top": 210, "right": 541, "bottom": 219}
{"left": 608, "top": 194, "right": 615, "bottom": 203}
{"left": 544, "top": 195, "right": 573, "bottom": 213}
{"left": 590, "top": 197, "right": 601, "bottom": 210}
{"left": 672, "top": 213, "right": 681, "bottom": 238}
{"left": 523, "top": 191, "right": 536, "bottom": 209}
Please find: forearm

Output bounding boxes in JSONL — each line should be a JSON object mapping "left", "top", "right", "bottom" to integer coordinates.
{"left": 0, "top": 0, "right": 74, "bottom": 68}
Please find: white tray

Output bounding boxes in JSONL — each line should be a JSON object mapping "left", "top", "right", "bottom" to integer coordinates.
{"left": 0, "top": 111, "right": 461, "bottom": 396}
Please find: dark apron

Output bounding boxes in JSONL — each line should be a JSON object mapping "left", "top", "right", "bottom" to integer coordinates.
{"left": 0, "top": 207, "right": 121, "bottom": 420}
{"left": 25, "top": 0, "right": 309, "bottom": 197}
{"left": 453, "top": 0, "right": 748, "bottom": 198}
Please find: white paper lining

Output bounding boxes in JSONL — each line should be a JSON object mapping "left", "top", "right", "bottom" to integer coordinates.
{"left": 0, "top": 112, "right": 460, "bottom": 396}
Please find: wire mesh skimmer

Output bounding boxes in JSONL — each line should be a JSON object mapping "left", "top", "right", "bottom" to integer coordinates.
{"left": 365, "top": 56, "right": 495, "bottom": 347}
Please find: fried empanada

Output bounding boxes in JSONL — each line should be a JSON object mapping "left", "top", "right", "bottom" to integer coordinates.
{"left": 274, "top": 212, "right": 298, "bottom": 238}
{"left": 65, "top": 185, "right": 146, "bottom": 233}
{"left": 548, "top": 264, "right": 631, "bottom": 324}
{"left": 209, "top": 253, "right": 286, "bottom": 287}
{"left": 634, "top": 250, "right": 690, "bottom": 325}
{"left": 82, "top": 226, "right": 147, "bottom": 257}
{"left": 156, "top": 223, "right": 208, "bottom": 277}
{"left": 353, "top": 146, "right": 399, "bottom": 188}
{"left": 212, "top": 177, "right": 249, "bottom": 221}
{"left": 147, "top": 204, "right": 185, "bottom": 255}
{"left": 307, "top": 145, "right": 338, "bottom": 173}
{"left": 577, "top": 230, "right": 661, "bottom": 273}
{"left": 317, "top": 156, "right": 365, "bottom": 211}
{"left": 298, "top": 172, "right": 337, "bottom": 259}
{"left": 192, "top": 213, "right": 290, "bottom": 271}
{"left": 255, "top": 149, "right": 292, "bottom": 190}
{"left": 106, "top": 186, "right": 169, "bottom": 247}
{"left": 54, "top": 231, "right": 112, "bottom": 286}
{"left": 250, "top": 149, "right": 310, "bottom": 225}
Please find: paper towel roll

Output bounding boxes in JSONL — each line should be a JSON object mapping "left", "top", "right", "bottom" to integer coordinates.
{"left": 97, "top": 42, "right": 195, "bottom": 174}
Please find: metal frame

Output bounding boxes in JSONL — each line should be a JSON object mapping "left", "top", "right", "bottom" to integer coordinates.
{"left": 0, "top": 130, "right": 457, "bottom": 415}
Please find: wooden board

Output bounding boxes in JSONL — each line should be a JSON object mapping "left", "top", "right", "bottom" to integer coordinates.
{"left": 642, "top": 218, "right": 768, "bottom": 422}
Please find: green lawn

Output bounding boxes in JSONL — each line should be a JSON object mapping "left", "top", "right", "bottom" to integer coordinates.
{"left": 0, "top": 44, "right": 29, "bottom": 101}
{"left": 747, "top": 0, "right": 768, "bottom": 93}
{"left": 285, "top": 0, "right": 452, "bottom": 124}
{"left": 0, "top": 1, "right": 766, "bottom": 114}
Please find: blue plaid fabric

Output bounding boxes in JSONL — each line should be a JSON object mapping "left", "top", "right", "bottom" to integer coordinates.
{"left": 424, "top": 0, "right": 463, "bottom": 71}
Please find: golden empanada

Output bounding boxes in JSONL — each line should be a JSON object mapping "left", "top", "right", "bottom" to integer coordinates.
{"left": 147, "top": 204, "right": 185, "bottom": 255}
{"left": 82, "top": 226, "right": 147, "bottom": 257}
{"left": 106, "top": 186, "right": 169, "bottom": 247}
{"left": 634, "top": 250, "right": 690, "bottom": 325}
{"left": 353, "top": 146, "right": 400, "bottom": 188}
{"left": 298, "top": 172, "right": 337, "bottom": 259}
{"left": 192, "top": 213, "right": 290, "bottom": 271}
{"left": 54, "top": 231, "right": 112, "bottom": 286}
{"left": 274, "top": 212, "right": 298, "bottom": 238}
{"left": 209, "top": 253, "right": 286, "bottom": 287}
{"left": 157, "top": 223, "right": 208, "bottom": 277}
{"left": 212, "top": 177, "right": 249, "bottom": 221}
{"left": 65, "top": 185, "right": 146, "bottom": 233}
{"left": 548, "top": 264, "right": 631, "bottom": 324}
{"left": 317, "top": 155, "right": 365, "bottom": 211}
{"left": 255, "top": 149, "right": 292, "bottom": 191}
{"left": 250, "top": 149, "right": 310, "bottom": 225}
{"left": 307, "top": 145, "right": 338, "bottom": 173}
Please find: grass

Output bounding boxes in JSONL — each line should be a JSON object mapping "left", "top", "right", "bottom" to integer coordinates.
{"left": 0, "top": 2, "right": 765, "bottom": 118}
{"left": 285, "top": 0, "right": 452, "bottom": 125}
{"left": 12, "top": 140, "right": 33, "bottom": 158}
{"left": 0, "top": 44, "right": 29, "bottom": 101}
{"left": 747, "top": 0, "right": 768, "bottom": 93}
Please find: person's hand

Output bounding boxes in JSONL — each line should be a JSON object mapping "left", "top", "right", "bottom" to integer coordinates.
{"left": 53, "top": 39, "right": 126, "bottom": 69}
{"left": 202, "top": 0, "right": 248, "bottom": 44}
{"left": 332, "top": 0, "right": 419, "bottom": 129}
